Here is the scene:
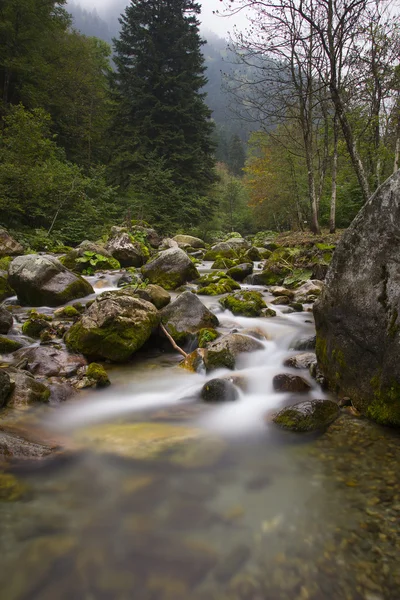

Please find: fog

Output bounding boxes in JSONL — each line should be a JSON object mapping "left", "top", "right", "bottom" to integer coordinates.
{"left": 70, "top": 0, "right": 248, "bottom": 37}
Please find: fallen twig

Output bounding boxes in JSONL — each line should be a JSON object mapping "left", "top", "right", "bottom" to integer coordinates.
{"left": 160, "top": 323, "right": 188, "bottom": 358}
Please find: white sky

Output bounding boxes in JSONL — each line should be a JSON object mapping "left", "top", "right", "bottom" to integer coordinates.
{"left": 72, "top": 1, "right": 248, "bottom": 38}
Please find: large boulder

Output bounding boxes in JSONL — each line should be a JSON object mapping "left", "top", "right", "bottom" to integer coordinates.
{"left": 173, "top": 235, "right": 205, "bottom": 249}
{"left": 0, "top": 228, "right": 23, "bottom": 257}
{"left": 0, "top": 306, "right": 13, "bottom": 334}
{"left": 8, "top": 255, "right": 94, "bottom": 307}
{"left": 204, "top": 333, "right": 264, "bottom": 371}
{"left": 13, "top": 346, "right": 86, "bottom": 378}
{"left": 200, "top": 378, "right": 239, "bottom": 402}
{"left": 135, "top": 284, "right": 171, "bottom": 309}
{"left": 105, "top": 231, "right": 147, "bottom": 267}
{"left": 141, "top": 247, "right": 199, "bottom": 290}
{"left": 161, "top": 291, "right": 219, "bottom": 343}
{"left": 314, "top": 171, "right": 400, "bottom": 426}
{"left": 272, "top": 399, "right": 339, "bottom": 432}
{"left": 65, "top": 289, "right": 159, "bottom": 362}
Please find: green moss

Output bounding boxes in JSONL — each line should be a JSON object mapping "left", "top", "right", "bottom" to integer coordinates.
{"left": 315, "top": 335, "right": 328, "bottom": 366}
{"left": 0, "top": 473, "right": 28, "bottom": 502}
{"left": 264, "top": 308, "right": 277, "bottom": 317}
{"left": 257, "top": 270, "right": 285, "bottom": 286}
{"left": 367, "top": 376, "right": 400, "bottom": 426}
{"left": 289, "top": 302, "right": 303, "bottom": 312}
{"left": 22, "top": 318, "right": 51, "bottom": 338}
{"left": 0, "top": 256, "right": 12, "bottom": 270}
{"left": 197, "top": 328, "right": 219, "bottom": 348}
{"left": 219, "top": 291, "right": 266, "bottom": 317}
{"left": 0, "top": 273, "right": 14, "bottom": 302}
{"left": 245, "top": 247, "right": 261, "bottom": 261}
{"left": 315, "top": 243, "right": 335, "bottom": 251}
{"left": 55, "top": 305, "right": 80, "bottom": 319}
{"left": 197, "top": 279, "right": 240, "bottom": 296}
{"left": 0, "top": 336, "right": 22, "bottom": 354}
{"left": 87, "top": 362, "right": 110, "bottom": 387}
{"left": 197, "top": 272, "right": 228, "bottom": 285}
{"left": 283, "top": 269, "right": 313, "bottom": 288}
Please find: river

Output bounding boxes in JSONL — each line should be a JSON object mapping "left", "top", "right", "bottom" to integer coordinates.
{"left": 0, "top": 261, "right": 399, "bottom": 599}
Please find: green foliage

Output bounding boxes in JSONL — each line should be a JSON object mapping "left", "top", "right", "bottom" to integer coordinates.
{"left": 197, "top": 328, "right": 219, "bottom": 348}
{"left": 76, "top": 251, "right": 120, "bottom": 275}
{"left": 283, "top": 269, "right": 313, "bottom": 288}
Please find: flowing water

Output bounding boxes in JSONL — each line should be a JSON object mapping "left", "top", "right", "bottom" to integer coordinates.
{"left": 1, "top": 263, "right": 400, "bottom": 599}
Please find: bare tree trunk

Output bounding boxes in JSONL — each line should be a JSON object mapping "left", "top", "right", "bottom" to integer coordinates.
{"left": 330, "top": 114, "right": 339, "bottom": 233}
{"left": 394, "top": 136, "right": 400, "bottom": 173}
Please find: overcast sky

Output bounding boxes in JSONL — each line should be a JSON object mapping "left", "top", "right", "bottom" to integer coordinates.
{"left": 72, "top": 1, "right": 248, "bottom": 38}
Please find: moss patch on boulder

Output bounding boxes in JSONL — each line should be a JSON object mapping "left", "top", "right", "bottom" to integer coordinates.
{"left": 219, "top": 290, "right": 266, "bottom": 317}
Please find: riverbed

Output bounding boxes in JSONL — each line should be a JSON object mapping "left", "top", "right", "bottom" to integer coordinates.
{"left": 0, "top": 263, "right": 399, "bottom": 599}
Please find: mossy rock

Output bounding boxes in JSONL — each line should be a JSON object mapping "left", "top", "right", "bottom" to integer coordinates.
{"left": 196, "top": 272, "right": 228, "bottom": 286}
{"left": 22, "top": 318, "right": 51, "bottom": 338}
{"left": 252, "top": 270, "right": 288, "bottom": 286}
{"left": 211, "top": 257, "right": 237, "bottom": 269}
{"left": 141, "top": 248, "right": 199, "bottom": 290}
{"left": 0, "top": 472, "right": 28, "bottom": 501}
{"left": 263, "top": 308, "right": 277, "bottom": 317}
{"left": 197, "top": 278, "right": 240, "bottom": 296}
{"left": 54, "top": 305, "right": 81, "bottom": 319}
{"left": 0, "top": 336, "right": 23, "bottom": 354}
{"left": 197, "top": 328, "right": 219, "bottom": 348}
{"left": 226, "top": 263, "right": 253, "bottom": 282}
{"left": 272, "top": 400, "right": 339, "bottom": 432}
{"left": 86, "top": 362, "right": 110, "bottom": 387}
{"left": 0, "top": 272, "right": 14, "bottom": 302}
{"left": 0, "top": 256, "right": 12, "bottom": 271}
{"left": 219, "top": 291, "right": 266, "bottom": 317}
{"left": 245, "top": 247, "right": 261, "bottom": 261}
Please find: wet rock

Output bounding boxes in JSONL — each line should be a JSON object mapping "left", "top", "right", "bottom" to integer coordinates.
{"left": 0, "top": 336, "right": 23, "bottom": 354}
{"left": 263, "top": 308, "right": 277, "bottom": 318}
{"left": 271, "top": 295, "right": 291, "bottom": 305}
{"left": 0, "top": 305, "right": 13, "bottom": 334}
{"left": 0, "top": 228, "right": 23, "bottom": 256}
{"left": 117, "top": 271, "right": 136, "bottom": 287}
{"left": 226, "top": 263, "right": 253, "bottom": 282}
{"left": 135, "top": 284, "right": 171, "bottom": 309}
{"left": 294, "top": 279, "right": 324, "bottom": 302}
{"left": 53, "top": 305, "right": 81, "bottom": 319}
{"left": 219, "top": 290, "right": 266, "bottom": 317}
{"left": 142, "top": 247, "right": 199, "bottom": 290}
{"left": 291, "top": 335, "right": 316, "bottom": 351}
{"left": 273, "top": 373, "right": 312, "bottom": 393}
{"left": 197, "top": 328, "right": 219, "bottom": 348}
{"left": 132, "top": 225, "right": 162, "bottom": 248}
{"left": 196, "top": 273, "right": 240, "bottom": 296}
{"left": 289, "top": 302, "right": 304, "bottom": 312}
{"left": 8, "top": 254, "right": 94, "bottom": 307}
{"left": 284, "top": 352, "right": 317, "bottom": 370}
{"left": 180, "top": 348, "right": 206, "bottom": 373}
{"left": 211, "top": 257, "right": 236, "bottom": 269}
{"left": 225, "top": 237, "right": 250, "bottom": 250}
{"left": 65, "top": 289, "right": 159, "bottom": 362}
{"left": 272, "top": 399, "right": 339, "bottom": 431}
{"left": 173, "top": 234, "right": 205, "bottom": 248}
{"left": 270, "top": 286, "right": 295, "bottom": 298}
{"left": 22, "top": 316, "right": 52, "bottom": 338}
{"left": 314, "top": 171, "right": 400, "bottom": 425}
{"left": 0, "top": 369, "right": 12, "bottom": 407}
{"left": 72, "top": 363, "right": 110, "bottom": 389}
{"left": 13, "top": 346, "right": 86, "bottom": 377}
{"left": 105, "top": 231, "right": 147, "bottom": 267}
{"left": 204, "top": 333, "right": 264, "bottom": 371}
{"left": 200, "top": 378, "right": 239, "bottom": 402}
{"left": 161, "top": 291, "right": 218, "bottom": 343}
{"left": 245, "top": 246, "right": 262, "bottom": 261}
{"left": 5, "top": 367, "right": 51, "bottom": 407}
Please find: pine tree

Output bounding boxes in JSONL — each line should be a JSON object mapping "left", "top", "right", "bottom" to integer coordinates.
{"left": 109, "top": 0, "right": 216, "bottom": 231}
{"left": 228, "top": 134, "right": 246, "bottom": 176}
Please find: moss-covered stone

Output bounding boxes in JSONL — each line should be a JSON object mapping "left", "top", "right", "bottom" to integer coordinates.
{"left": 0, "top": 336, "right": 23, "bottom": 354}
{"left": 273, "top": 400, "right": 339, "bottom": 432}
{"left": 366, "top": 377, "right": 400, "bottom": 426}
{"left": 66, "top": 290, "right": 159, "bottom": 362}
{"left": 211, "top": 257, "right": 236, "bottom": 269}
{"left": 197, "top": 278, "right": 240, "bottom": 296}
{"left": 263, "top": 308, "right": 277, "bottom": 317}
{"left": 86, "top": 362, "right": 110, "bottom": 387}
{"left": 0, "top": 256, "right": 12, "bottom": 270}
{"left": 141, "top": 248, "right": 199, "bottom": 290}
{"left": 245, "top": 247, "right": 261, "bottom": 261}
{"left": 220, "top": 291, "right": 266, "bottom": 317}
{"left": 22, "top": 318, "right": 51, "bottom": 338}
{"left": 197, "top": 328, "right": 219, "bottom": 348}
{"left": 0, "top": 272, "right": 14, "bottom": 302}
{"left": 226, "top": 263, "right": 253, "bottom": 282}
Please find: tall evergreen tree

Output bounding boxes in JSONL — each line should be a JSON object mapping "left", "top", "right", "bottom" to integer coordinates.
{"left": 109, "top": 0, "right": 216, "bottom": 231}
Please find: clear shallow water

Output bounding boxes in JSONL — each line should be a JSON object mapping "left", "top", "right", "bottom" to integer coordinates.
{"left": 1, "top": 265, "right": 400, "bottom": 599}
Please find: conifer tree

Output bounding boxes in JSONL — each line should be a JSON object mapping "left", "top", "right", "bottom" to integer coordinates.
{"left": 109, "top": 0, "right": 216, "bottom": 231}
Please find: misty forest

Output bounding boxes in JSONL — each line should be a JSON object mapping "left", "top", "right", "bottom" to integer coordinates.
{"left": 0, "top": 1, "right": 400, "bottom": 598}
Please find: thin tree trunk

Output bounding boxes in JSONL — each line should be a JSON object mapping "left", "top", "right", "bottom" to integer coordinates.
{"left": 394, "top": 131, "right": 400, "bottom": 173}
{"left": 330, "top": 113, "right": 338, "bottom": 233}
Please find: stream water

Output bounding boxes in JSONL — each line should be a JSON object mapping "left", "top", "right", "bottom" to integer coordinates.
{"left": 1, "top": 262, "right": 400, "bottom": 599}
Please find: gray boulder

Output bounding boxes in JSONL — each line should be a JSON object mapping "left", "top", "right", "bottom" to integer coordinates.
{"left": 200, "top": 378, "right": 239, "bottom": 402}
{"left": 272, "top": 399, "right": 339, "bottom": 432}
{"left": 161, "top": 291, "right": 219, "bottom": 343}
{"left": 106, "top": 231, "right": 146, "bottom": 267}
{"left": 204, "top": 333, "right": 264, "bottom": 371}
{"left": 65, "top": 289, "right": 159, "bottom": 362}
{"left": 225, "top": 237, "right": 250, "bottom": 250}
{"left": 226, "top": 263, "right": 253, "bottom": 282}
{"left": 314, "top": 170, "right": 400, "bottom": 426}
{"left": 173, "top": 235, "right": 205, "bottom": 249}
{"left": 136, "top": 284, "right": 171, "bottom": 309}
{"left": 0, "top": 228, "right": 23, "bottom": 257}
{"left": 284, "top": 352, "right": 317, "bottom": 370}
{"left": 272, "top": 373, "right": 311, "bottom": 393}
{"left": 13, "top": 346, "right": 86, "bottom": 378}
{"left": 141, "top": 247, "right": 199, "bottom": 290}
{"left": 0, "top": 306, "right": 13, "bottom": 334}
{"left": 8, "top": 255, "right": 94, "bottom": 307}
